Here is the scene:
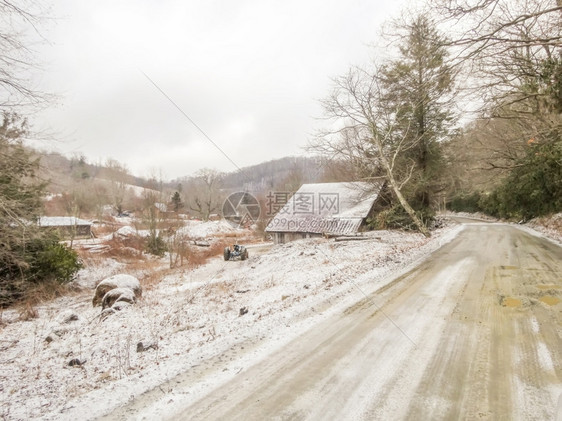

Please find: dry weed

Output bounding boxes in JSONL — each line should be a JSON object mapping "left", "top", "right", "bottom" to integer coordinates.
{"left": 20, "top": 280, "right": 81, "bottom": 310}
{"left": 18, "top": 302, "right": 39, "bottom": 320}
{"left": 188, "top": 239, "right": 230, "bottom": 269}
{"left": 139, "top": 265, "right": 174, "bottom": 292}
{"left": 264, "top": 276, "right": 276, "bottom": 288}
{"left": 537, "top": 214, "right": 562, "bottom": 235}
{"left": 102, "top": 236, "right": 145, "bottom": 259}
{"left": 91, "top": 221, "right": 121, "bottom": 236}
{"left": 188, "top": 251, "right": 210, "bottom": 268}
{"left": 207, "top": 280, "right": 234, "bottom": 297}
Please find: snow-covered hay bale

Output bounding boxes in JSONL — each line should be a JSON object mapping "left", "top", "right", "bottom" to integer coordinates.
{"left": 92, "top": 274, "right": 142, "bottom": 307}
{"left": 179, "top": 220, "right": 238, "bottom": 240}
{"left": 115, "top": 225, "right": 137, "bottom": 238}
{"left": 101, "top": 287, "right": 137, "bottom": 310}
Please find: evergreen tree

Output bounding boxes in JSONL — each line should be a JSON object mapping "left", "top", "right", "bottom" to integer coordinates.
{"left": 381, "top": 16, "right": 456, "bottom": 209}
{"left": 171, "top": 191, "right": 183, "bottom": 212}
{"left": 480, "top": 137, "right": 562, "bottom": 220}
{"left": 0, "top": 113, "right": 44, "bottom": 281}
{"left": 0, "top": 113, "right": 81, "bottom": 306}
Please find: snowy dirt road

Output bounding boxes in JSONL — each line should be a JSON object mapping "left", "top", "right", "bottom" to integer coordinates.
{"left": 3, "top": 221, "right": 560, "bottom": 420}
{"left": 161, "top": 222, "right": 562, "bottom": 420}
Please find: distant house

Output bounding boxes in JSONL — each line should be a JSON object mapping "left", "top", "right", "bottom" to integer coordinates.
{"left": 153, "top": 202, "right": 179, "bottom": 219}
{"left": 265, "top": 181, "right": 386, "bottom": 244}
{"left": 38, "top": 216, "right": 93, "bottom": 238}
{"left": 154, "top": 202, "right": 168, "bottom": 212}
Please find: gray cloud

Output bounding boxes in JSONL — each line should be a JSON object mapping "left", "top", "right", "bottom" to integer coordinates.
{"left": 34, "top": 0, "right": 407, "bottom": 179}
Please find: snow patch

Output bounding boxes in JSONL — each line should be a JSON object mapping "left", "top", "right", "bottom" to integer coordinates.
{"left": 530, "top": 316, "right": 540, "bottom": 334}
{"left": 177, "top": 220, "right": 241, "bottom": 239}
{"left": 536, "top": 342, "right": 555, "bottom": 373}
{"left": 0, "top": 224, "right": 462, "bottom": 420}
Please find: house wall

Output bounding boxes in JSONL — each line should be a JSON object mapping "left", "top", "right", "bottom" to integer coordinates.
{"left": 270, "top": 219, "right": 372, "bottom": 244}
{"left": 43, "top": 225, "right": 91, "bottom": 239}
{"left": 270, "top": 231, "right": 322, "bottom": 244}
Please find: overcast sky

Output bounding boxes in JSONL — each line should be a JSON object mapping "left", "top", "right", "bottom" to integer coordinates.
{"left": 34, "top": 0, "right": 409, "bottom": 180}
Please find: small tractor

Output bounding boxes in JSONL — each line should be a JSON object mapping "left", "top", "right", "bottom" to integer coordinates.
{"left": 224, "top": 244, "right": 249, "bottom": 261}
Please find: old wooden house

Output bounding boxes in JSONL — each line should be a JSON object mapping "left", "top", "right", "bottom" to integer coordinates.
{"left": 265, "top": 181, "right": 385, "bottom": 244}
{"left": 38, "top": 216, "right": 93, "bottom": 238}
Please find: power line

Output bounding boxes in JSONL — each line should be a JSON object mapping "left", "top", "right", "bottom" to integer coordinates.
{"left": 140, "top": 70, "right": 242, "bottom": 172}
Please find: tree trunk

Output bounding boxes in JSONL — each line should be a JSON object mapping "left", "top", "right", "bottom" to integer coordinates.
{"left": 388, "top": 174, "right": 431, "bottom": 237}
{"left": 373, "top": 128, "right": 431, "bottom": 237}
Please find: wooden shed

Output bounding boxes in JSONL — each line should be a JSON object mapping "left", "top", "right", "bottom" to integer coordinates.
{"left": 38, "top": 216, "right": 93, "bottom": 238}
{"left": 265, "top": 181, "right": 385, "bottom": 244}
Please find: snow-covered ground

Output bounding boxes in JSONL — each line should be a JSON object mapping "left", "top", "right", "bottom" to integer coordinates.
{"left": 93, "top": 220, "right": 242, "bottom": 242}
{"left": 444, "top": 211, "right": 562, "bottom": 245}
{"left": 0, "top": 223, "right": 459, "bottom": 420}
{"left": 177, "top": 220, "right": 239, "bottom": 240}
{"left": 0, "top": 216, "right": 556, "bottom": 420}
{"left": 525, "top": 212, "right": 562, "bottom": 244}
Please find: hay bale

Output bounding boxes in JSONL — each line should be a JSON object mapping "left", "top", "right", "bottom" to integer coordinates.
{"left": 92, "top": 274, "right": 141, "bottom": 307}
{"left": 101, "top": 287, "right": 136, "bottom": 310}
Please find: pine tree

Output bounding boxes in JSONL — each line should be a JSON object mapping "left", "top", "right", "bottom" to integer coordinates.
{"left": 171, "top": 191, "right": 183, "bottom": 212}
{"left": 0, "top": 113, "right": 45, "bottom": 281}
{"left": 381, "top": 16, "right": 456, "bottom": 209}
{"left": 0, "top": 113, "right": 82, "bottom": 306}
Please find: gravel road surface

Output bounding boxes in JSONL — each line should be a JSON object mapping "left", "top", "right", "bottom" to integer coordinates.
{"left": 168, "top": 222, "right": 562, "bottom": 420}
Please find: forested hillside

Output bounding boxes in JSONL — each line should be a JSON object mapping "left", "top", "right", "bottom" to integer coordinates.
{"left": 310, "top": 0, "right": 561, "bottom": 229}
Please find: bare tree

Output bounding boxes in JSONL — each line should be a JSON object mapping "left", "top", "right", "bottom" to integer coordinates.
{"left": 142, "top": 189, "right": 166, "bottom": 256}
{"left": 430, "top": 0, "right": 561, "bottom": 173}
{"left": 166, "top": 226, "right": 189, "bottom": 269}
{"left": 311, "top": 14, "right": 461, "bottom": 235}
{"left": 431, "top": 0, "right": 561, "bottom": 56}
{"left": 102, "top": 159, "right": 130, "bottom": 215}
{"left": 430, "top": 0, "right": 561, "bottom": 115}
{"left": 311, "top": 67, "right": 431, "bottom": 237}
{"left": 275, "top": 162, "right": 305, "bottom": 193}
{"left": 186, "top": 168, "right": 224, "bottom": 221}
{"left": 0, "top": 0, "right": 50, "bottom": 110}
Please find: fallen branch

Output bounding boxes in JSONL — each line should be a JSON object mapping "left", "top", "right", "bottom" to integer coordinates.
{"left": 334, "top": 236, "right": 372, "bottom": 242}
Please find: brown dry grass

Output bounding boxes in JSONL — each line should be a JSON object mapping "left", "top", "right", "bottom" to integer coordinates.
{"left": 528, "top": 213, "right": 562, "bottom": 239}
{"left": 204, "top": 280, "right": 235, "bottom": 302}
{"left": 101, "top": 236, "right": 146, "bottom": 259}
{"left": 77, "top": 230, "right": 262, "bottom": 294}
{"left": 18, "top": 301, "right": 40, "bottom": 320}
{"left": 188, "top": 239, "right": 230, "bottom": 269}
{"left": 29, "top": 280, "right": 81, "bottom": 303}
{"left": 15, "top": 280, "right": 84, "bottom": 320}
{"left": 92, "top": 221, "right": 122, "bottom": 237}
{"left": 129, "top": 260, "right": 169, "bottom": 292}
{"left": 539, "top": 213, "right": 562, "bottom": 234}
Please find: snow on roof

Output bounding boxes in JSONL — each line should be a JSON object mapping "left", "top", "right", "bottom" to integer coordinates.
{"left": 38, "top": 216, "right": 92, "bottom": 227}
{"left": 265, "top": 181, "right": 383, "bottom": 235}
{"left": 155, "top": 202, "right": 167, "bottom": 212}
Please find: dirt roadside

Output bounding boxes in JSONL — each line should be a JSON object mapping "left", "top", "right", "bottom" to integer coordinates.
{"left": 161, "top": 222, "right": 562, "bottom": 420}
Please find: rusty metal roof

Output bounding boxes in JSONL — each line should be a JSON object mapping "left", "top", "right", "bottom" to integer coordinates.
{"left": 265, "top": 181, "right": 383, "bottom": 235}
{"left": 38, "top": 216, "right": 92, "bottom": 227}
